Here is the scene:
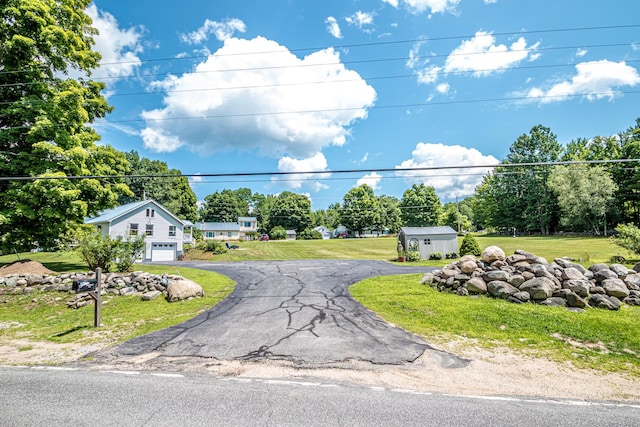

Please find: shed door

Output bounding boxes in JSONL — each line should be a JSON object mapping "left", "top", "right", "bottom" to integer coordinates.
{"left": 151, "top": 243, "right": 176, "bottom": 262}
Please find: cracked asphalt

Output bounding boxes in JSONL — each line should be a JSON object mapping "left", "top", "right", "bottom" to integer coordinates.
{"left": 92, "top": 260, "right": 463, "bottom": 367}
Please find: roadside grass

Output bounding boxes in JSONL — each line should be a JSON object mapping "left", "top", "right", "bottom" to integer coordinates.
{"left": 350, "top": 274, "right": 640, "bottom": 376}
{"left": 0, "top": 266, "right": 234, "bottom": 349}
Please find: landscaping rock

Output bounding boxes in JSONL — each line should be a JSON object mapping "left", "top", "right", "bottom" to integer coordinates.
{"left": 561, "top": 267, "right": 585, "bottom": 281}
{"left": 142, "top": 290, "right": 162, "bottom": 301}
{"left": 460, "top": 260, "right": 477, "bottom": 274}
{"left": 464, "top": 277, "right": 487, "bottom": 294}
{"left": 588, "top": 294, "right": 621, "bottom": 310}
{"left": 589, "top": 263, "right": 609, "bottom": 273}
{"left": 483, "top": 270, "right": 510, "bottom": 282}
{"left": 487, "top": 280, "right": 519, "bottom": 299}
{"left": 167, "top": 278, "right": 204, "bottom": 302}
{"left": 602, "top": 279, "right": 630, "bottom": 298}
{"left": 565, "top": 292, "right": 587, "bottom": 308}
{"left": 539, "top": 297, "right": 566, "bottom": 307}
{"left": 594, "top": 269, "right": 618, "bottom": 282}
{"left": 609, "top": 264, "right": 630, "bottom": 279}
{"left": 563, "top": 280, "right": 590, "bottom": 298}
{"left": 511, "top": 291, "right": 531, "bottom": 303}
{"left": 520, "top": 277, "right": 555, "bottom": 301}
{"left": 420, "top": 273, "right": 435, "bottom": 285}
{"left": 634, "top": 261, "right": 640, "bottom": 273}
{"left": 482, "top": 246, "right": 506, "bottom": 263}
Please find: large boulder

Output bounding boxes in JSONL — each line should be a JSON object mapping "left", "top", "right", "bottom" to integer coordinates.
{"left": 460, "top": 260, "right": 478, "bottom": 274}
{"left": 487, "top": 280, "right": 519, "bottom": 299}
{"left": 563, "top": 279, "right": 590, "bottom": 298}
{"left": 464, "top": 277, "right": 488, "bottom": 294}
{"left": 601, "top": 279, "right": 630, "bottom": 299}
{"left": 609, "top": 264, "right": 630, "bottom": 279}
{"left": 167, "top": 278, "right": 204, "bottom": 302}
{"left": 594, "top": 269, "right": 618, "bottom": 283}
{"left": 482, "top": 246, "right": 506, "bottom": 263}
{"left": 561, "top": 267, "right": 585, "bottom": 281}
{"left": 634, "top": 261, "right": 640, "bottom": 273}
{"left": 625, "top": 273, "right": 640, "bottom": 288}
{"left": 589, "top": 294, "right": 621, "bottom": 310}
{"left": 520, "top": 277, "right": 555, "bottom": 301}
{"left": 482, "top": 270, "right": 510, "bottom": 282}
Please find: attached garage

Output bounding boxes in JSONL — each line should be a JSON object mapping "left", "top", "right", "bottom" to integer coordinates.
{"left": 151, "top": 243, "right": 176, "bottom": 262}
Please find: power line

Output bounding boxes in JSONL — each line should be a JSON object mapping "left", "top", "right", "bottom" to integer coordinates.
{"left": 1, "top": 158, "right": 638, "bottom": 182}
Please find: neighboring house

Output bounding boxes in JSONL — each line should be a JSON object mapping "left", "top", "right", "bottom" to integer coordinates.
{"left": 85, "top": 199, "right": 192, "bottom": 262}
{"left": 332, "top": 225, "right": 348, "bottom": 238}
{"left": 198, "top": 222, "right": 241, "bottom": 241}
{"left": 397, "top": 226, "right": 458, "bottom": 259}
{"left": 313, "top": 226, "right": 332, "bottom": 240}
{"left": 238, "top": 216, "right": 258, "bottom": 240}
{"left": 285, "top": 230, "right": 297, "bottom": 240}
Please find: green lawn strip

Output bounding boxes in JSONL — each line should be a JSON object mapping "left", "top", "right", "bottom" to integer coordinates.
{"left": 350, "top": 274, "right": 640, "bottom": 376}
{"left": 0, "top": 266, "right": 234, "bottom": 348}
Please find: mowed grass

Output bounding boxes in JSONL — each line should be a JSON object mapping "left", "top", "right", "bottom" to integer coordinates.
{"left": 351, "top": 274, "right": 640, "bottom": 376}
{"left": 0, "top": 266, "right": 234, "bottom": 349}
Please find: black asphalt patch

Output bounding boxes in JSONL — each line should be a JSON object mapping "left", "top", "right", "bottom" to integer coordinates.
{"left": 88, "top": 260, "right": 466, "bottom": 368}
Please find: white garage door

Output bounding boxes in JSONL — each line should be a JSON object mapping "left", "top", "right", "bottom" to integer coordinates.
{"left": 151, "top": 243, "right": 176, "bottom": 262}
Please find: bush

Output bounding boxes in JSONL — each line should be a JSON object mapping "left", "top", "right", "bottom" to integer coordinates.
{"left": 270, "top": 226, "right": 286, "bottom": 240}
{"left": 459, "top": 233, "right": 481, "bottom": 256}
{"left": 611, "top": 223, "right": 640, "bottom": 255}
{"left": 429, "top": 251, "right": 443, "bottom": 260}
{"left": 407, "top": 250, "right": 421, "bottom": 262}
{"left": 203, "top": 240, "right": 227, "bottom": 254}
{"left": 75, "top": 232, "right": 144, "bottom": 272}
{"left": 299, "top": 229, "right": 322, "bottom": 240}
{"left": 445, "top": 252, "right": 458, "bottom": 259}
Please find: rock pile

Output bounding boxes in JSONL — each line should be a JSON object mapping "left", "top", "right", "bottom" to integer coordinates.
{"left": 0, "top": 271, "right": 204, "bottom": 308}
{"left": 422, "top": 246, "right": 640, "bottom": 311}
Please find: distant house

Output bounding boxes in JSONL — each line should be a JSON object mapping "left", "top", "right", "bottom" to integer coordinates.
{"left": 285, "top": 230, "right": 297, "bottom": 240}
{"left": 332, "top": 225, "right": 348, "bottom": 238}
{"left": 238, "top": 216, "right": 258, "bottom": 240}
{"left": 198, "top": 222, "right": 241, "bottom": 241}
{"left": 85, "top": 199, "right": 192, "bottom": 262}
{"left": 313, "top": 226, "right": 333, "bottom": 240}
{"left": 397, "top": 226, "right": 458, "bottom": 259}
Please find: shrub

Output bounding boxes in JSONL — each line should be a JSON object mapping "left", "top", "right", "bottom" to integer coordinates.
{"left": 429, "top": 251, "right": 443, "bottom": 260}
{"left": 270, "top": 226, "right": 286, "bottom": 240}
{"left": 204, "top": 240, "right": 227, "bottom": 254}
{"left": 459, "top": 233, "right": 481, "bottom": 256}
{"left": 407, "top": 250, "right": 421, "bottom": 262}
{"left": 299, "top": 229, "right": 322, "bottom": 240}
{"left": 75, "top": 232, "right": 144, "bottom": 272}
{"left": 611, "top": 223, "right": 640, "bottom": 255}
{"left": 445, "top": 252, "right": 458, "bottom": 259}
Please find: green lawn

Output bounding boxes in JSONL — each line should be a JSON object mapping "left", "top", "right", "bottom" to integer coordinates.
{"left": 351, "top": 274, "right": 640, "bottom": 375}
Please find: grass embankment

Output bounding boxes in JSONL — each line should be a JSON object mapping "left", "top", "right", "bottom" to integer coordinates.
{"left": 351, "top": 274, "right": 640, "bottom": 375}
{"left": 0, "top": 265, "right": 234, "bottom": 349}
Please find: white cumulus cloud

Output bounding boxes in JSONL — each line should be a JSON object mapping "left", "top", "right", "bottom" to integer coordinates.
{"left": 444, "top": 31, "right": 540, "bottom": 77}
{"left": 346, "top": 11, "right": 375, "bottom": 29}
{"left": 436, "top": 82, "right": 450, "bottom": 94}
{"left": 140, "top": 36, "right": 377, "bottom": 157}
{"left": 381, "top": 0, "right": 399, "bottom": 7}
{"left": 396, "top": 143, "right": 498, "bottom": 199}
{"left": 325, "top": 16, "right": 343, "bottom": 39}
{"left": 357, "top": 172, "right": 382, "bottom": 190}
{"left": 403, "top": 0, "right": 460, "bottom": 15}
{"left": 180, "top": 18, "right": 246, "bottom": 44}
{"left": 86, "top": 5, "right": 143, "bottom": 80}
{"left": 526, "top": 60, "right": 640, "bottom": 103}
{"left": 273, "top": 153, "right": 330, "bottom": 191}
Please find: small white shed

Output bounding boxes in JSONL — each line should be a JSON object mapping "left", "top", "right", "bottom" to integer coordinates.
{"left": 398, "top": 226, "right": 458, "bottom": 259}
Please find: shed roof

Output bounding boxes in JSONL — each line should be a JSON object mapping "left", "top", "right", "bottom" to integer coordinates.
{"left": 400, "top": 226, "right": 457, "bottom": 235}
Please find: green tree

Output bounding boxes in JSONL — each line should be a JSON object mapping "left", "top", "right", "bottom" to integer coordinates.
{"left": 268, "top": 192, "right": 313, "bottom": 232}
{"left": 613, "top": 118, "right": 640, "bottom": 225}
{"left": 340, "top": 184, "right": 380, "bottom": 236}
{"left": 119, "top": 151, "right": 197, "bottom": 221}
{"left": 199, "top": 190, "right": 245, "bottom": 222}
{"left": 441, "top": 202, "right": 472, "bottom": 233}
{"left": 377, "top": 195, "right": 403, "bottom": 234}
{"left": 611, "top": 223, "right": 640, "bottom": 255}
{"left": 313, "top": 203, "right": 341, "bottom": 229}
{"left": 548, "top": 165, "right": 617, "bottom": 234}
{"left": 492, "top": 125, "right": 562, "bottom": 234}
{"left": 0, "top": 0, "right": 131, "bottom": 250}
{"left": 399, "top": 184, "right": 442, "bottom": 227}
{"left": 269, "top": 225, "right": 286, "bottom": 240}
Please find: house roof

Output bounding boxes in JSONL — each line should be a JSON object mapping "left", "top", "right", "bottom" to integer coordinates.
{"left": 198, "top": 222, "right": 240, "bottom": 231}
{"left": 400, "top": 226, "right": 457, "bottom": 235}
{"left": 238, "top": 216, "right": 257, "bottom": 222}
{"left": 86, "top": 199, "right": 187, "bottom": 226}
{"left": 286, "top": 230, "right": 297, "bottom": 234}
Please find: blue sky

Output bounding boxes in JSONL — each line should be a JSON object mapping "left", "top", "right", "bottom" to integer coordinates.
{"left": 87, "top": 0, "right": 640, "bottom": 210}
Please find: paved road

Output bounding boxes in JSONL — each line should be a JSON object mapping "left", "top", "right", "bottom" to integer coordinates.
{"left": 91, "top": 260, "right": 464, "bottom": 367}
{"left": 3, "top": 367, "right": 639, "bottom": 426}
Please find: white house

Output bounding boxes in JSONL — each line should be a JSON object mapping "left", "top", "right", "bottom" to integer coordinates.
{"left": 198, "top": 222, "right": 241, "bottom": 240}
{"left": 313, "top": 226, "right": 333, "bottom": 240}
{"left": 238, "top": 216, "right": 258, "bottom": 240}
{"left": 397, "top": 226, "right": 458, "bottom": 259}
{"left": 85, "top": 199, "right": 192, "bottom": 262}
{"left": 285, "top": 230, "right": 297, "bottom": 240}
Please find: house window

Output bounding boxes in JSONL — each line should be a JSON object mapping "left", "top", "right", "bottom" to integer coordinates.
{"left": 227, "top": 232, "right": 233, "bottom": 237}
{"left": 244, "top": 221, "right": 251, "bottom": 227}
{"left": 206, "top": 232, "right": 214, "bottom": 238}
{"left": 146, "top": 224, "right": 154, "bottom": 236}
{"left": 146, "top": 208, "right": 155, "bottom": 217}
{"left": 130, "top": 223, "right": 139, "bottom": 236}
{"left": 169, "top": 226, "right": 176, "bottom": 237}
{"left": 97, "top": 225, "right": 102, "bottom": 234}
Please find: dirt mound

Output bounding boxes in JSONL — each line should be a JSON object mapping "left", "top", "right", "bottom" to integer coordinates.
{"left": 0, "top": 259, "right": 56, "bottom": 276}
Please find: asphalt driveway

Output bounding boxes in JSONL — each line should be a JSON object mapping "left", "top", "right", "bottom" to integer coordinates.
{"left": 92, "top": 260, "right": 462, "bottom": 367}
